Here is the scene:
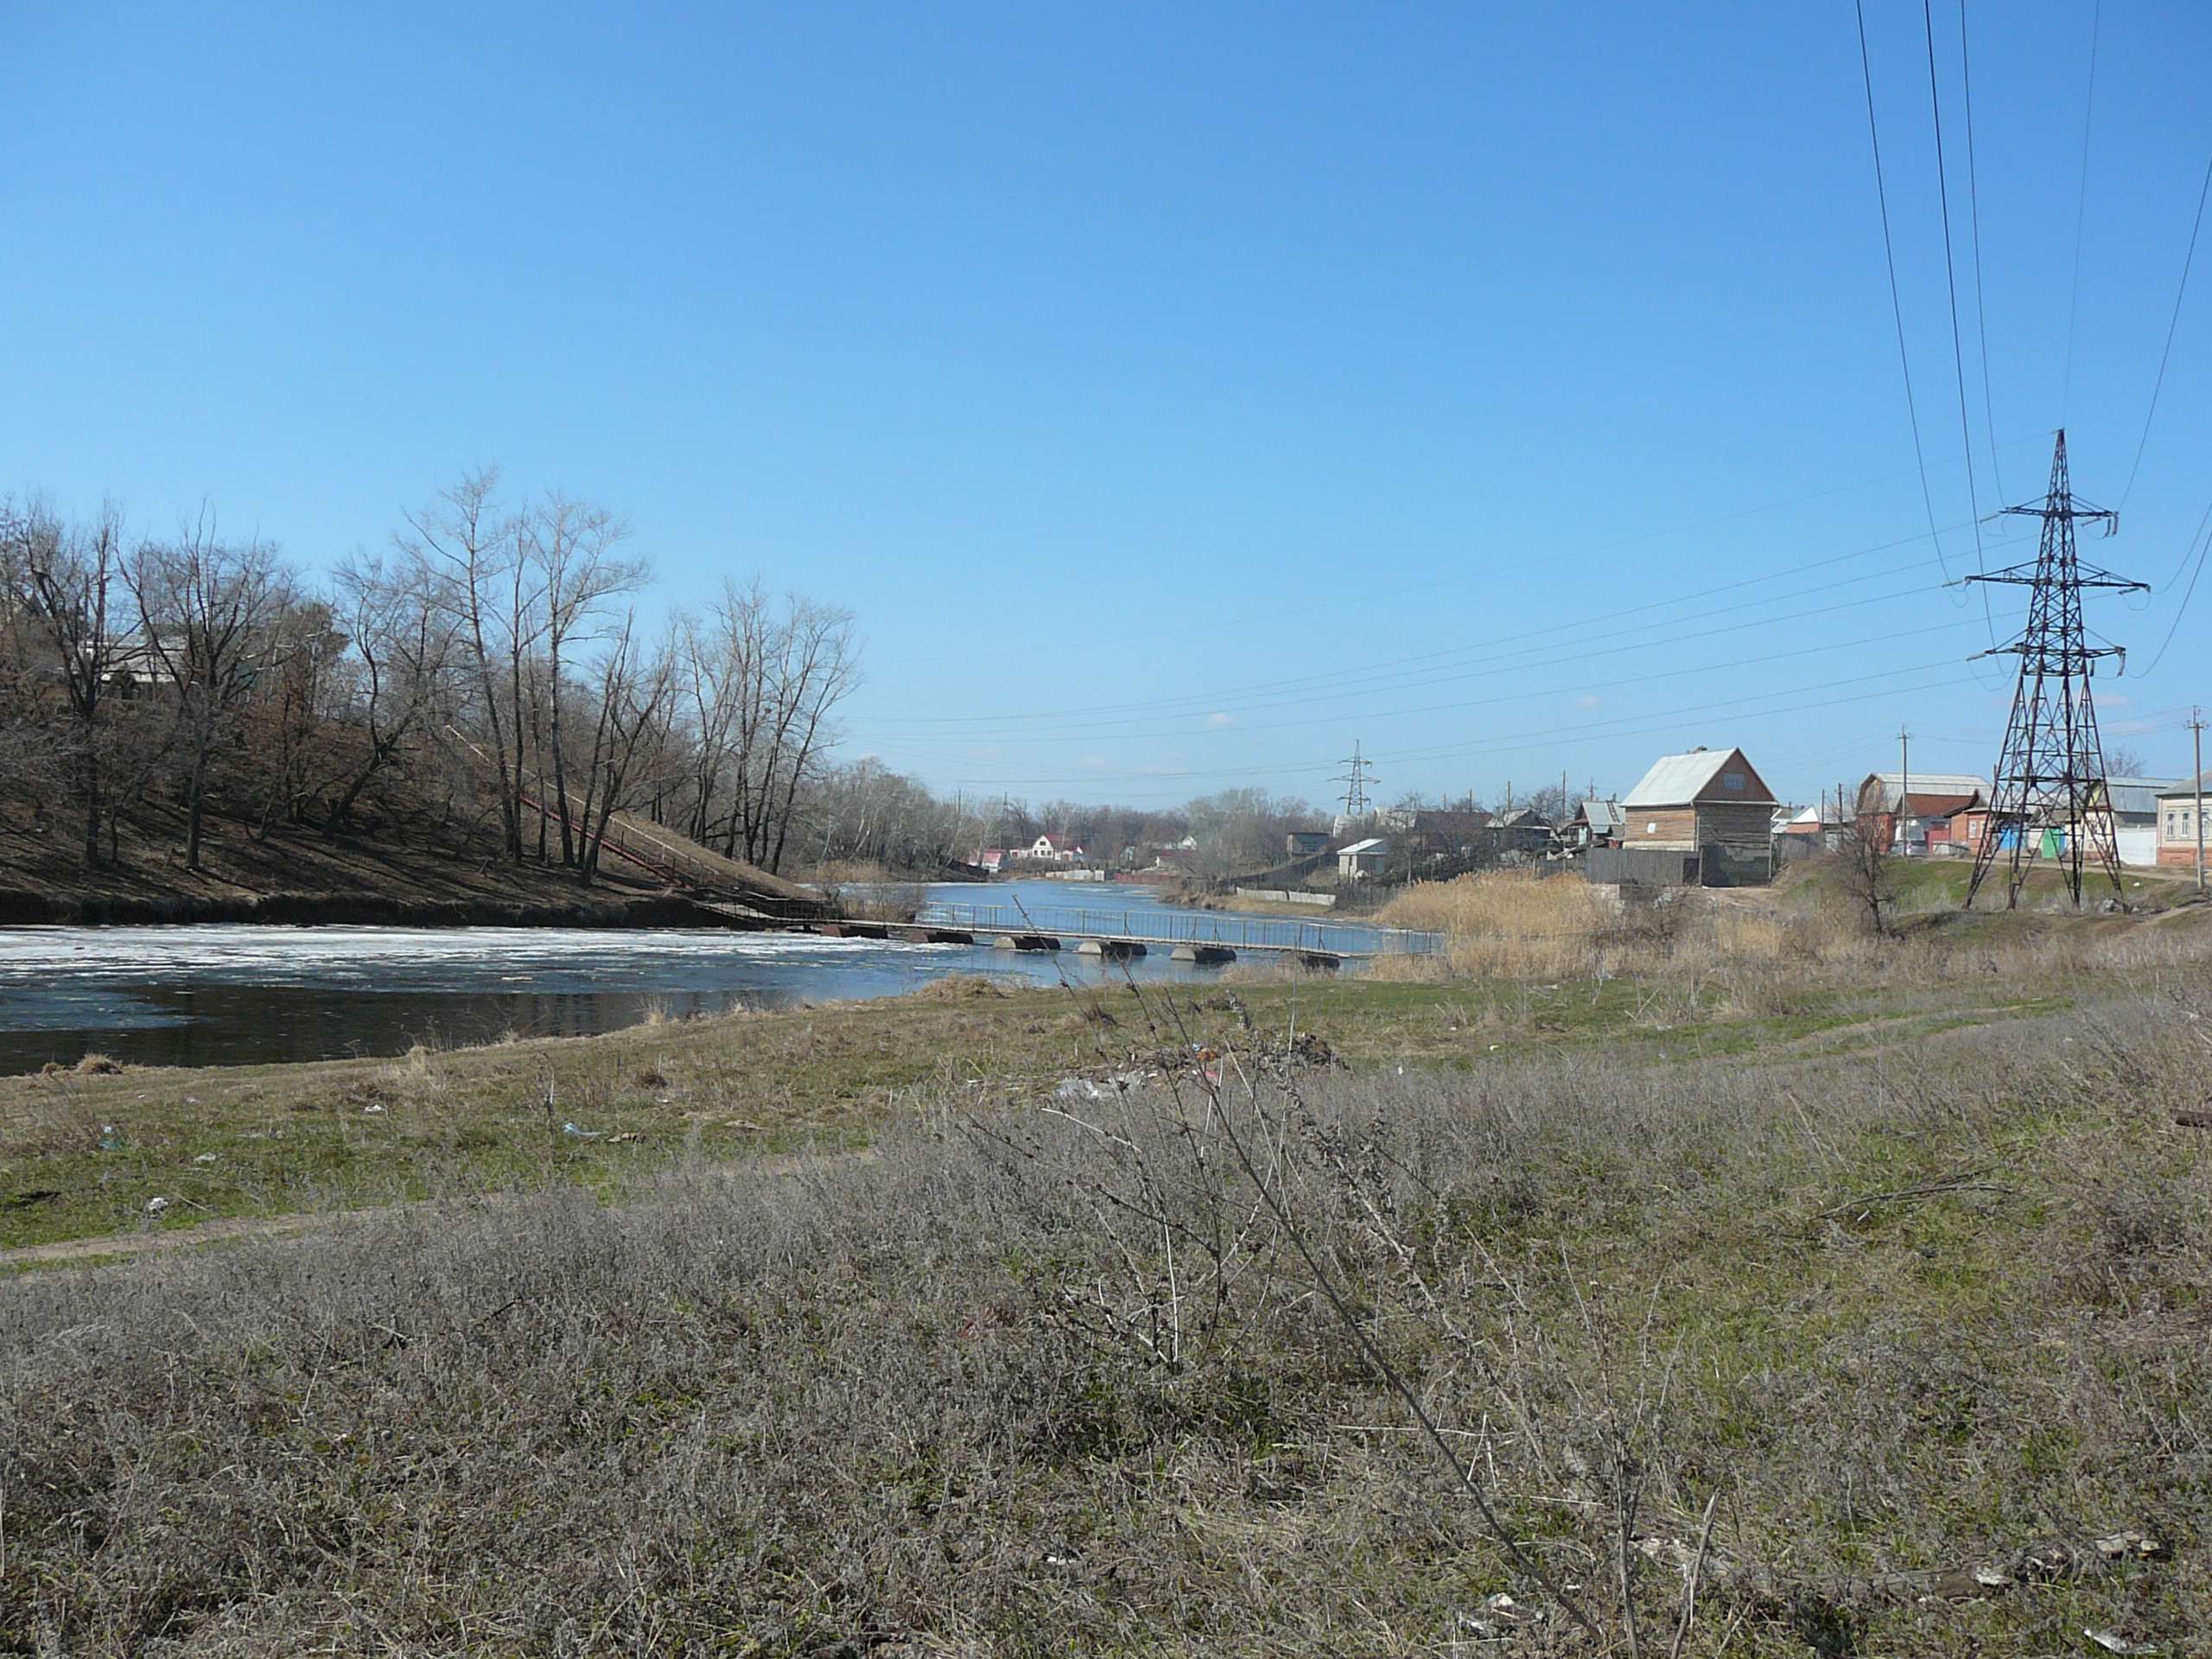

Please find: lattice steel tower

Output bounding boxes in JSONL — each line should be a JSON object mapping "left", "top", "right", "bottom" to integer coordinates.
{"left": 1335, "top": 742, "right": 1375, "bottom": 819}
{"left": 1964, "top": 431, "right": 2147, "bottom": 910}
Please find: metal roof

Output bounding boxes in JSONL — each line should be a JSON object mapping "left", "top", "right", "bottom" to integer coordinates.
{"left": 1580, "top": 799, "right": 1625, "bottom": 830}
{"left": 2104, "top": 777, "right": 2179, "bottom": 818}
{"left": 2155, "top": 772, "right": 2212, "bottom": 798}
{"left": 1861, "top": 772, "right": 1986, "bottom": 810}
{"left": 1623, "top": 747, "right": 1774, "bottom": 808}
{"left": 1337, "top": 836, "right": 1387, "bottom": 856}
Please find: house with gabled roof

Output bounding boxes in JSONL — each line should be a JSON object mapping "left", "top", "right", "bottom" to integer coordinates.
{"left": 1564, "top": 798, "right": 1624, "bottom": 853}
{"left": 1616, "top": 746, "right": 1779, "bottom": 885}
{"left": 1853, "top": 772, "right": 1986, "bottom": 855}
{"left": 2159, "top": 773, "right": 2212, "bottom": 869}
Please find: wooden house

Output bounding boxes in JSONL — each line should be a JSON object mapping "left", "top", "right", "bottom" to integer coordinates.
{"left": 1564, "top": 798, "right": 1624, "bottom": 852}
{"left": 1618, "top": 747, "right": 1778, "bottom": 884}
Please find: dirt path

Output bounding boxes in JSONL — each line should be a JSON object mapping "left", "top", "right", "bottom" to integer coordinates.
{"left": 0, "top": 1207, "right": 393, "bottom": 1268}
{"left": 1764, "top": 1007, "right": 2027, "bottom": 1054}
{"left": 0, "top": 1147, "right": 879, "bottom": 1271}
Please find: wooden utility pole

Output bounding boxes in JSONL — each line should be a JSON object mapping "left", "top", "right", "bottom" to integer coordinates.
{"left": 2193, "top": 706, "right": 2205, "bottom": 896}
{"left": 1898, "top": 724, "right": 1911, "bottom": 855}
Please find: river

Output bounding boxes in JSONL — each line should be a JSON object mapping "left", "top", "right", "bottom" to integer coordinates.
{"left": 0, "top": 880, "right": 1423, "bottom": 1072}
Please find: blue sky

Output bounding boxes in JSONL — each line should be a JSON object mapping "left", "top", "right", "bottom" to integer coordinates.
{"left": 5, "top": 3, "right": 2211, "bottom": 810}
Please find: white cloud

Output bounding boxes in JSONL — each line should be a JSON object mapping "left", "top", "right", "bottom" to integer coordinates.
{"left": 1079, "top": 755, "right": 1108, "bottom": 769}
{"left": 1575, "top": 695, "right": 1601, "bottom": 709}
{"left": 1207, "top": 712, "right": 1235, "bottom": 726}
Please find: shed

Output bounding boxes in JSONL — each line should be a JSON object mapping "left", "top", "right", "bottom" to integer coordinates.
{"left": 1618, "top": 746, "right": 1778, "bottom": 885}
{"left": 1335, "top": 837, "right": 1389, "bottom": 880}
{"left": 1566, "top": 798, "right": 1624, "bottom": 851}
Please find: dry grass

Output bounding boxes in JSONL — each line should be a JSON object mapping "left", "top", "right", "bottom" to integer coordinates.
{"left": 1377, "top": 870, "right": 1614, "bottom": 978}
{"left": 832, "top": 880, "right": 928, "bottom": 924}
{"left": 3, "top": 974, "right": 2209, "bottom": 1654}
{"left": 905, "top": 972, "right": 1014, "bottom": 1001}
{"left": 1374, "top": 868, "right": 2212, "bottom": 998}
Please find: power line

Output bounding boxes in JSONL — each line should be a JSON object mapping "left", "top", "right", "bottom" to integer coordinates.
{"left": 2119, "top": 149, "right": 2212, "bottom": 511}
{"left": 869, "top": 442, "right": 2029, "bottom": 675}
{"left": 908, "top": 658, "right": 1987, "bottom": 796}
{"left": 2136, "top": 495, "right": 2212, "bottom": 678}
{"left": 1363, "top": 660, "right": 1985, "bottom": 770}
{"left": 869, "top": 607, "right": 1980, "bottom": 758}
{"left": 863, "top": 561, "right": 1962, "bottom": 745}
{"left": 1922, "top": 0, "right": 1997, "bottom": 649}
{"left": 863, "top": 514, "right": 1988, "bottom": 736}
{"left": 1957, "top": 0, "right": 2005, "bottom": 504}
{"left": 1856, "top": 0, "right": 1954, "bottom": 579}
{"left": 2061, "top": 0, "right": 2102, "bottom": 423}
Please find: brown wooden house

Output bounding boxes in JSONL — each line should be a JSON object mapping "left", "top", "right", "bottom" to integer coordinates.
{"left": 1618, "top": 746, "right": 1779, "bottom": 885}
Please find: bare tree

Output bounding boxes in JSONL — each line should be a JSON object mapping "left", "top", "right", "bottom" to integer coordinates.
{"left": 242, "top": 596, "right": 350, "bottom": 837}
{"left": 668, "top": 605, "right": 744, "bottom": 849}
{"left": 1837, "top": 817, "right": 1900, "bottom": 938}
{"left": 757, "top": 593, "right": 858, "bottom": 874}
{"left": 127, "top": 519, "right": 290, "bottom": 870}
{"left": 2102, "top": 743, "right": 2152, "bottom": 779}
{"left": 1185, "top": 789, "right": 1324, "bottom": 880}
{"left": 404, "top": 472, "right": 541, "bottom": 861}
{"left": 518, "top": 495, "right": 648, "bottom": 868}
{"left": 325, "top": 548, "right": 458, "bottom": 835}
{"left": 677, "top": 581, "right": 859, "bottom": 874}
{"left": 572, "top": 614, "right": 676, "bottom": 885}
{"left": 2, "top": 499, "right": 126, "bottom": 866}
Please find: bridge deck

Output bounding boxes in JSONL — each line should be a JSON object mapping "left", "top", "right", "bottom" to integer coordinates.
{"left": 916, "top": 902, "right": 1440, "bottom": 962}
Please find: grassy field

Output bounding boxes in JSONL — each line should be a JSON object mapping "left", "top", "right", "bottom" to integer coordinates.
{"left": 3, "top": 874, "right": 2209, "bottom": 1654}
{"left": 0, "top": 946, "right": 2111, "bottom": 1258}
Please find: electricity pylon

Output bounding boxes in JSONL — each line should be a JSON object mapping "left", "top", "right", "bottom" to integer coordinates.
{"left": 1335, "top": 742, "right": 1376, "bottom": 819}
{"left": 1964, "top": 430, "right": 2146, "bottom": 910}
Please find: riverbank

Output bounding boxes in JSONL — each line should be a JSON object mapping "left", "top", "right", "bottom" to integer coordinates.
{"left": 0, "top": 808, "right": 791, "bottom": 928}
{"left": 3, "top": 942, "right": 2206, "bottom": 1653}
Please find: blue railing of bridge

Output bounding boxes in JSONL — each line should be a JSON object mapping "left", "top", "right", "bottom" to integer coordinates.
{"left": 917, "top": 901, "right": 1441, "bottom": 958}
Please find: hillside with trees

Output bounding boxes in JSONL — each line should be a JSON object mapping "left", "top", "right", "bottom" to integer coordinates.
{"left": 0, "top": 477, "right": 874, "bottom": 918}
{"left": 0, "top": 480, "right": 1344, "bottom": 918}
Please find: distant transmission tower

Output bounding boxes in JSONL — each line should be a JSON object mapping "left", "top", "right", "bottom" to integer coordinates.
{"left": 1964, "top": 430, "right": 2147, "bottom": 910}
{"left": 1335, "top": 742, "right": 1376, "bottom": 819}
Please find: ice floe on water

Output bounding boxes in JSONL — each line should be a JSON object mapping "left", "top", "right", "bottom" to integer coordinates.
{"left": 0, "top": 913, "right": 1227, "bottom": 1071}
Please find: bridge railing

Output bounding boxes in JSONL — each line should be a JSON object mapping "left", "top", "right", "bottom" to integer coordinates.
{"left": 918, "top": 901, "right": 1441, "bottom": 958}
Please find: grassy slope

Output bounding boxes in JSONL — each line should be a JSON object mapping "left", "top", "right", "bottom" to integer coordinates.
{"left": 0, "top": 965, "right": 2088, "bottom": 1256}
{"left": 0, "top": 803, "right": 677, "bottom": 918}
{"left": 1, "top": 914, "right": 2208, "bottom": 1654}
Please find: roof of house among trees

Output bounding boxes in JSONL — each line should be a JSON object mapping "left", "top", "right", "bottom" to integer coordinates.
{"left": 1623, "top": 747, "right": 1775, "bottom": 809}
{"left": 1858, "top": 773, "right": 1986, "bottom": 814}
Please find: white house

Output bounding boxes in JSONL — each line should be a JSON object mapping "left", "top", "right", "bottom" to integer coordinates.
{"left": 1336, "top": 837, "right": 1389, "bottom": 880}
{"left": 1029, "top": 834, "right": 1085, "bottom": 863}
{"left": 2158, "top": 773, "right": 2212, "bottom": 869}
